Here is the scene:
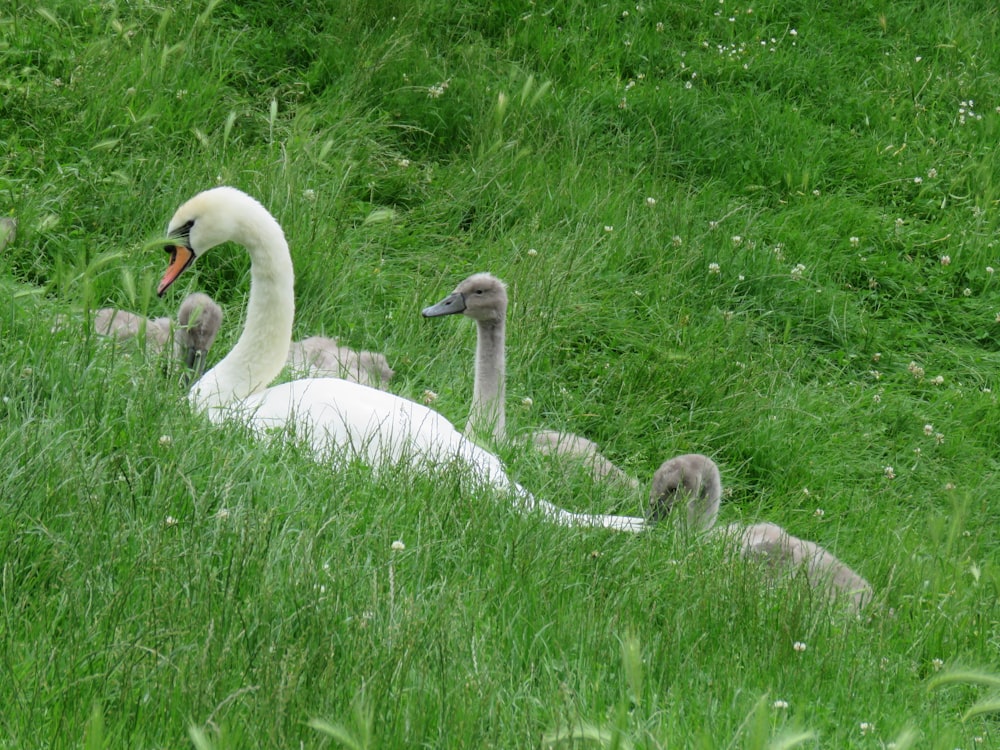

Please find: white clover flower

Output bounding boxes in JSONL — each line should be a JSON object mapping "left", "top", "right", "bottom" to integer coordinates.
{"left": 158, "top": 435, "right": 172, "bottom": 447}
{"left": 731, "top": 235, "right": 742, "bottom": 246}
{"left": 860, "top": 722, "right": 874, "bottom": 735}
{"left": 527, "top": 248, "right": 538, "bottom": 256}
{"left": 987, "top": 266, "right": 994, "bottom": 275}
{"left": 884, "top": 466, "right": 896, "bottom": 479}
{"left": 422, "top": 389, "right": 438, "bottom": 404}
{"left": 964, "top": 288, "right": 973, "bottom": 297}
{"left": 814, "top": 508, "right": 825, "bottom": 518}
{"left": 391, "top": 540, "right": 406, "bottom": 551}
{"left": 772, "top": 700, "right": 789, "bottom": 709}
{"left": 672, "top": 235, "right": 683, "bottom": 246}
{"left": 873, "top": 393, "right": 882, "bottom": 403}
{"left": 165, "top": 515, "right": 178, "bottom": 527}
{"left": 793, "top": 641, "right": 807, "bottom": 652}
{"left": 521, "top": 397, "right": 533, "bottom": 407}
{"left": 924, "top": 424, "right": 934, "bottom": 436}
{"left": 708, "top": 262, "right": 721, "bottom": 274}
{"left": 790, "top": 263, "right": 806, "bottom": 279}
{"left": 645, "top": 196, "right": 657, "bottom": 207}
{"left": 914, "top": 176, "right": 923, "bottom": 184}
{"left": 397, "top": 158, "right": 411, "bottom": 168}
{"left": 940, "top": 255, "right": 951, "bottom": 266}
{"left": 604, "top": 225, "right": 614, "bottom": 232}
{"left": 927, "top": 167, "right": 938, "bottom": 179}
{"left": 930, "top": 375, "right": 944, "bottom": 385}
{"left": 895, "top": 217, "right": 904, "bottom": 228}
{"left": 303, "top": 188, "right": 316, "bottom": 202}
{"left": 872, "top": 352, "right": 881, "bottom": 362}
{"left": 850, "top": 236, "right": 860, "bottom": 247}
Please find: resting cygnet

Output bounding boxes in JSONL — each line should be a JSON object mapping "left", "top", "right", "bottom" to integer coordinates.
{"left": 421, "top": 272, "right": 638, "bottom": 489}
{"left": 286, "top": 335, "right": 394, "bottom": 390}
{"left": 649, "top": 453, "right": 873, "bottom": 612}
{"left": 95, "top": 291, "right": 223, "bottom": 378}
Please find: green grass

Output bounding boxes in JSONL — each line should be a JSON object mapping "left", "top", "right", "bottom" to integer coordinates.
{"left": 3, "top": 0, "right": 1000, "bottom": 746}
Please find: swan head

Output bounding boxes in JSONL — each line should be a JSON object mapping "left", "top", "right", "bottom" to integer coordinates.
{"left": 421, "top": 272, "right": 507, "bottom": 324}
{"left": 648, "top": 453, "right": 722, "bottom": 533}
{"left": 158, "top": 187, "right": 275, "bottom": 296}
{"left": 176, "top": 292, "right": 224, "bottom": 381}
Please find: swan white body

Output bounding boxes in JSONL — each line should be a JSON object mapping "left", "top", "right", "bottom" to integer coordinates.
{"left": 158, "top": 187, "right": 643, "bottom": 532}
{"left": 421, "top": 272, "right": 640, "bottom": 490}
{"left": 649, "top": 454, "right": 873, "bottom": 611}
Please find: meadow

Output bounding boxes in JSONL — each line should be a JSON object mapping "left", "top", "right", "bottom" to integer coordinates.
{"left": 2, "top": 0, "right": 1000, "bottom": 746}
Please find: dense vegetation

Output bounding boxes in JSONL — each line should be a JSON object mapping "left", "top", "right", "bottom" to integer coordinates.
{"left": 2, "top": 0, "right": 1000, "bottom": 746}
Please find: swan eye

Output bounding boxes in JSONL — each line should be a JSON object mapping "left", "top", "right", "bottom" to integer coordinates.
{"left": 169, "top": 219, "right": 195, "bottom": 242}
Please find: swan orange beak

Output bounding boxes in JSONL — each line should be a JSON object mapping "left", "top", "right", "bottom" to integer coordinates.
{"left": 157, "top": 244, "right": 195, "bottom": 297}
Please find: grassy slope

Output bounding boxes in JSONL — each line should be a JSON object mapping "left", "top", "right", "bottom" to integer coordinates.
{"left": 2, "top": 0, "right": 1000, "bottom": 747}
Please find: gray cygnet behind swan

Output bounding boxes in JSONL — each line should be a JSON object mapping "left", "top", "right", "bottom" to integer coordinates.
{"left": 95, "top": 292, "right": 223, "bottom": 381}
{"left": 650, "top": 453, "right": 873, "bottom": 612}
{"left": 421, "top": 272, "right": 639, "bottom": 489}
{"left": 286, "top": 335, "right": 394, "bottom": 389}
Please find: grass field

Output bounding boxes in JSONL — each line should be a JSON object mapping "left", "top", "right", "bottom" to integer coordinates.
{"left": 3, "top": 0, "right": 1000, "bottom": 747}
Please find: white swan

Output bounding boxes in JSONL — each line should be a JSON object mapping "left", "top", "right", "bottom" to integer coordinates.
{"left": 157, "top": 186, "right": 647, "bottom": 533}
{"left": 649, "top": 454, "right": 873, "bottom": 611}
{"left": 95, "top": 292, "right": 223, "bottom": 380}
{"left": 421, "top": 272, "right": 640, "bottom": 489}
{"left": 287, "top": 335, "right": 394, "bottom": 389}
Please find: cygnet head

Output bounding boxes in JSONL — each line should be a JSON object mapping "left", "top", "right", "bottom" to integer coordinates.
{"left": 177, "top": 292, "right": 224, "bottom": 381}
{"left": 648, "top": 453, "right": 722, "bottom": 534}
{"left": 421, "top": 272, "right": 507, "bottom": 323}
{"left": 158, "top": 187, "right": 279, "bottom": 296}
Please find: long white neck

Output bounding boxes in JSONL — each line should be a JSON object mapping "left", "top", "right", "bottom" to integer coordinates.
{"left": 190, "top": 208, "right": 294, "bottom": 411}
{"left": 467, "top": 316, "right": 506, "bottom": 441}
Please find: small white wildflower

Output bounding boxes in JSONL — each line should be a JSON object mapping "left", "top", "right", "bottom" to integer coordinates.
{"left": 935, "top": 432, "right": 944, "bottom": 444}
{"left": 923, "top": 424, "right": 934, "bottom": 436}
{"left": 708, "top": 262, "right": 721, "bottom": 274}
{"left": 873, "top": 393, "right": 881, "bottom": 404}
{"left": 645, "top": 196, "right": 657, "bottom": 207}
{"left": 940, "top": 255, "right": 951, "bottom": 266}
{"left": 964, "top": 288, "right": 973, "bottom": 297}
{"left": 672, "top": 235, "right": 683, "bottom": 246}
{"left": 932, "top": 658, "right": 944, "bottom": 671}
{"left": 915, "top": 56, "right": 922, "bottom": 62}
{"left": 391, "top": 540, "right": 406, "bottom": 551}
{"left": 521, "top": 397, "right": 533, "bottom": 408}
{"left": 814, "top": 508, "right": 825, "bottom": 518}
{"left": 850, "top": 236, "right": 860, "bottom": 247}
{"left": 731, "top": 235, "right": 743, "bottom": 246}
{"left": 789, "top": 28, "right": 797, "bottom": 36}
{"left": 604, "top": 225, "right": 614, "bottom": 232}
{"left": 422, "top": 389, "right": 438, "bottom": 404}
{"left": 158, "top": 435, "right": 172, "bottom": 447}
{"left": 927, "top": 167, "right": 938, "bottom": 179}
{"left": 860, "top": 722, "right": 874, "bottom": 735}
{"left": 930, "top": 375, "right": 944, "bottom": 385}
{"left": 944, "top": 482, "right": 956, "bottom": 490}
{"left": 772, "top": 700, "right": 789, "bottom": 709}
{"left": 303, "top": 188, "right": 316, "bottom": 202}
{"left": 884, "top": 466, "right": 896, "bottom": 479}
{"left": 527, "top": 248, "right": 538, "bottom": 256}
{"left": 812, "top": 189, "right": 820, "bottom": 196}
{"left": 790, "top": 263, "right": 806, "bottom": 279}
{"left": 793, "top": 641, "right": 807, "bottom": 652}
{"left": 872, "top": 352, "right": 881, "bottom": 362}
{"left": 914, "top": 176, "right": 923, "bottom": 184}
{"left": 165, "top": 515, "right": 178, "bottom": 527}
{"left": 397, "top": 158, "right": 411, "bottom": 168}
{"left": 656, "top": 21, "right": 664, "bottom": 31}
{"left": 908, "top": 361, "right": 925, "bottom": 379}
{"left": 987, "top": 266, "right": 994, "bottom": 275}
{"left": 895, "top": 217, "right": 904, "bottom": 228}
{"left": 802, "top": 487, "right": 810, "bottom": 496}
